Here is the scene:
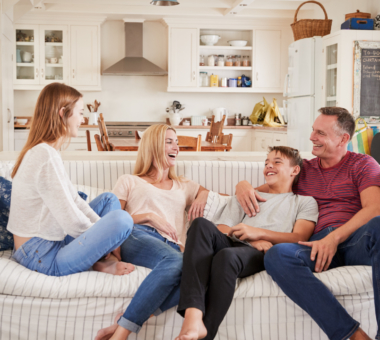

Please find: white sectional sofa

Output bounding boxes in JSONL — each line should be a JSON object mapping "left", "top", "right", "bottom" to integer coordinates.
{"left": 0, "top": 154, "right": 376, "bottom": 340}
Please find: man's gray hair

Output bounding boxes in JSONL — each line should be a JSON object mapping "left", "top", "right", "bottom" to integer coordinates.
{"left": 318, "top": 107, "right": 355, "bottom": 140}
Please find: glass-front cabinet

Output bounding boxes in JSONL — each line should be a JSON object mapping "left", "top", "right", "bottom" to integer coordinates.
{"left": 325, "top": 43, "right": 338, "bottom": 107}
{"left": 14, "top": 25, "right": 68, "bottom": 85}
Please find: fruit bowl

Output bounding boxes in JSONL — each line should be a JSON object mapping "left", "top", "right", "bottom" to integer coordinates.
{"left": 227, "top": 40, "right": 248, "bottom": 47}
{"left": 200, "top": 35, "right": 221, "bottom": 46}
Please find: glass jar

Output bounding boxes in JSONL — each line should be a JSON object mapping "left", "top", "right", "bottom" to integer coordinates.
{"left": 208, "top": 55, "right": 215, "bottom": 67}
{"left": 200, "top": 55, "right": 205, "bottom": 66}
{"left": 200, "top": 72, "right": 209, "bottom": 87}
{"left": 234, "top": 55, "right": 241, "bottom": 67}
{"left": 225, "top": 55, "right": 233, "bottom": 67}
{"left": 217, "top": 55, "right": 225, "bottom": 67}
{"left": 242, "top": 56, "right": 249, "bottom": 67}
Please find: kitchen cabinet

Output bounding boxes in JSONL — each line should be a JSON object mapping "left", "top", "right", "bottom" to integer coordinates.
{"left": 322, "top": 30, "right": 380, "bottom": 112}
{"left": 13, "top": 20, "right": 103, "bottom": 91}
{"left": 70, "top": 25, "right": 100, "bottom": 88}
{"left": 1, "top": 12, "right": 14, "bottom": 151}
{"left": 164, "top": 19, "right": 291, "bottom": 93}
{"left": 254, "top": 30, "right": 281, "bottom": 90}
{"left": 252, "top": 130, "right": 288, "bottom": 151}
{"left": 169, "top": 27, "right": 198, "bottom": 88}
{"left": 14, "top": 25, "right": 69, "bottom": 87}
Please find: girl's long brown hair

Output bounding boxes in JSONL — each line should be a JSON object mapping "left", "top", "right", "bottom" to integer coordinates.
{"left": 11, "top": 83, "right": 83, "bottom": 178}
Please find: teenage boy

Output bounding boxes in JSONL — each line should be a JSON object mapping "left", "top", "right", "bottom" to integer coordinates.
{"left": 175, "top": 146, "right": 319, "bottom": 340}
{"left": 235, "top": 107, "right": 380, "bottom": 340}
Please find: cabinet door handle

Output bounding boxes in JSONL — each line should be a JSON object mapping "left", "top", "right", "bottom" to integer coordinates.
{"left": 41, "top": 69, "right": 44, "bottom": 78}
{"left": 256, "top": 72, "right": 258, "bottom": 81}
{"left": 35, "top": 68, "right": 39, "bottom": 78}
{"left": 275, "top": 139, "right": 280, "bottom": 142}
{"left": 73, "top": 69, "right": 75, "bottom": 78}
{"left": 7, "top": 108, "right": 11, "bottom": 124}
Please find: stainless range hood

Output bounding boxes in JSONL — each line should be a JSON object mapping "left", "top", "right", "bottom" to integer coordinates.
{"left": 103, "top": 22, "right": 168, "bottom": 76}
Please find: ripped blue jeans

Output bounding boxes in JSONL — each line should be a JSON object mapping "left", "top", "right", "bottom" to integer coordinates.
{"left": 12, "top": 192, "right": 133, "bottom": 276}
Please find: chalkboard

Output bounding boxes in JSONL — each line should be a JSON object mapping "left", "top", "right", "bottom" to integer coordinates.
{"left": 360, "top": 49, "right": 380, "bottom": 116}
{"left": 353, "top": 41, "right": 380, "bottom": 117}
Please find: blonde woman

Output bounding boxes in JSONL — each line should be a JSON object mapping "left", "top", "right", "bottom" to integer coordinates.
{"left": 8, "top": 83, "right": 134, "bottom": 277}
{"left": 95, "top": 124, "right": 208, "bottom": 340}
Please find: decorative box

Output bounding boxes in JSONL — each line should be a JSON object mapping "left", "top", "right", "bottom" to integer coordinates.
{"left": 341, "top": 18, "right": 374, "bottom": 30}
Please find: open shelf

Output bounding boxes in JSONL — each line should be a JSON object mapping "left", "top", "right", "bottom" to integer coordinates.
{"left": 16, "top": 42, "right": 34, "bottom": 46}
{"left": 199, "top": 66, "right": 252, "bottom": 71}
{"left": 45, "top": 42, "right": 63, "bottom": 46}
{"left": 16, "top": 63, "right": 34, "bottom": 67}
{"left": 45, "top": 63, "right": 63, "bottom": 67}
{"left": 199, "top": 45, "right": 252, "bottom": 51}
{"left": 327, "top": 63, "right": 338, "bottom": 70}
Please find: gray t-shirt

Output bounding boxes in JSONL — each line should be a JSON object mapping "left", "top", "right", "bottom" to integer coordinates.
{"left": 214, "top": 191, "right": 319, "bottom": 234}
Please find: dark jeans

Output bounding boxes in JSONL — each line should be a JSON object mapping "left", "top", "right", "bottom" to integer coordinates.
{"left": 177, "top": 218, "right": 265, "bottom": 340}
{"left": 265, "top": 216, "right": 380, "bottom": 340}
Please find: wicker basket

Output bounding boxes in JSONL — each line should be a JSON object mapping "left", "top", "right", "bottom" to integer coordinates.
{"left": 291, "top": 1, "right": 332, "bottom": 41}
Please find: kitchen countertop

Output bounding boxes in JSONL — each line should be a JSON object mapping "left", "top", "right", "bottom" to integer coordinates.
{"left": 172, "top": 125, "right": 287, "bottom": 132}
{"left": 15, "top": 124, "right": 287, "bottom": 132}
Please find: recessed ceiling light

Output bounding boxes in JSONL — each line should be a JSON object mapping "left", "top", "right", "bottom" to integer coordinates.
{"left": 150, "top": 0, "right": 180, "bottom": 6}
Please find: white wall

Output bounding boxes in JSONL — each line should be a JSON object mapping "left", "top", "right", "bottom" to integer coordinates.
{"left": 14, "top": 20, "right": 284, "bottom": 122}
{"left": 312, "top": 0, "right": 378, "bottom": 33}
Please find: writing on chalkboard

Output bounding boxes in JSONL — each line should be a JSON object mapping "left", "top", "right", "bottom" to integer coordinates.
{"left": 353, "top": 41, "right": 380, "bottom": 118}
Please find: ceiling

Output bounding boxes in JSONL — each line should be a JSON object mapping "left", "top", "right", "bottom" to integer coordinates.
{"left": 14, "top": 0, "right": 331, "bottom": 21}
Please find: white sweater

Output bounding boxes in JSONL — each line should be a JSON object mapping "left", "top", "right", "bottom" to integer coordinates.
{"left": 7, "top": 143, "right": 100, "bottom": 241}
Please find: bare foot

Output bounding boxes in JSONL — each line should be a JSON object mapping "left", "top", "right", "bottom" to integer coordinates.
{"left": 93, "top": 260, "right": 135, "bottom": 276}
{"left": 175, "top": 308, "right": 207, "bottom": 340}
{"left": 350, "top": 327, "right": 371, "bottom": 340}
{"left": 95, "top": 313, "right": 123, "bottom": 340}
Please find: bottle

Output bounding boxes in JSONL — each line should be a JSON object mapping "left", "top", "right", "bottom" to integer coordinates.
{"left": 210, "top": 74, "right": 218, "bottom": 87}
{"left": 237, "top": 76, "right": 242, "bottom": 87}
{"left": 235, "top": 114, "right": 241, "bottom": 126}
{"left": 199, "top": 55, "right": 205, "bottom": 66}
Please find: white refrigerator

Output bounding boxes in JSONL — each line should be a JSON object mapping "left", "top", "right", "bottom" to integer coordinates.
{"left": 283, "top": 37, "right": 323, "bottom": 151}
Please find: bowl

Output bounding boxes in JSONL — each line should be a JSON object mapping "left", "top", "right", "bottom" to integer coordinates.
{"left": 227, "top": 40, "right": 248, "bottom": 47}
{"left": 200, "top": 35, "right": 221, "bottom": 46}
{"left": 17, "top": 119, "right": 28, "bottom": 125}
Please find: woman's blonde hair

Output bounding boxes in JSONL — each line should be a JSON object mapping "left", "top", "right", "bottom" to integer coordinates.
{"left": 134, "top": 124, "right": 183, "bottom": 183}
{"left": 11, "top": 83, "right": 83, "bottom": 178}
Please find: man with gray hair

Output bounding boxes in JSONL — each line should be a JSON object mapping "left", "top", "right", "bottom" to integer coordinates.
{"left": 235, "top": 107, "right": 380, "bottom": 340}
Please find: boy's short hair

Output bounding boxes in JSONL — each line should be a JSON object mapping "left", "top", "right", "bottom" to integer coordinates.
{"left": 267, "top": 146, "right": 303, "bottom": 184}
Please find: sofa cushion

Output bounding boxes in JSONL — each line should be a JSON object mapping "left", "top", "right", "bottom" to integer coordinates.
{"left": 0, "top": 177, "right": 14, "bottom": 251}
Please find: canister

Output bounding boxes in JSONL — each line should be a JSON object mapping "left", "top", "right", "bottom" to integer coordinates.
{"left": 210, "top": 74, "right": 218, "bottom": 87}
{"left": 221, "top": 77, "right": 228, "bottom": 87}
{"left": 228, "top": 78, "right": 237, "bottom": 87}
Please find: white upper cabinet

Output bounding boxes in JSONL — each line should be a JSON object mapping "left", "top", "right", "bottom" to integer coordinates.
{"left": 254, "top": 30, "right": 282, "bottom": 90}
{"left": 70, "top": 25, "right": 100, "bottom": 88}
{"left": 13, "top": 21, "right": 102, "bottom": 91}
{"left": 169, "top": 27, "right": 197, "bottom": 87}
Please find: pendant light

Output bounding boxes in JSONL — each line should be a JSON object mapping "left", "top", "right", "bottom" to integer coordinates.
{"left": 150, "top": 0, "right": 179, "bottom": 6}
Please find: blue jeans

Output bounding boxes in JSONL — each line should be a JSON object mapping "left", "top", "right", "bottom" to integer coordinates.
{"left": 12, "top": 193, "right": 133, "bottom": 276}
{"left": 264, "top": 216, "right": 380, "bottom": 340}
{"left": 118, "top": 224, "right": 183, "bottom": 333}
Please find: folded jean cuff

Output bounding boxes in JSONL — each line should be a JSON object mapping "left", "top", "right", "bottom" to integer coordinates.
{"left": 117, "top": 316, "right": 141, "bottom": 334}
{"left": 153, "top": 308, "right": 162, "bottom": 317}
{"left": 340, "top": 322, "right": 360, "bottom": 340}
